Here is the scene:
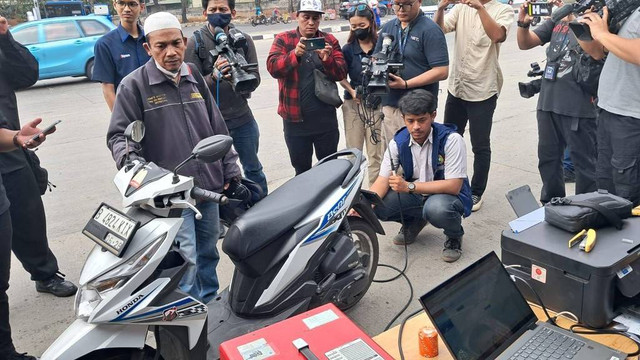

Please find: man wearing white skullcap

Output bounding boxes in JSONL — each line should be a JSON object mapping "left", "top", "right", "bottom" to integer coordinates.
{"left": 107, "top": 11, "right": 242, "bottom": 303}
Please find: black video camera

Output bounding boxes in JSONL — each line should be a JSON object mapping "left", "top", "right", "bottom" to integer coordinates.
{"left": 518, "top": 62, "right": 544, "bottom": 98}
{"left": 210, "top": 27, "right": 259, "bottom": 95}
{"left": 362, "top": 33, "right": 404, "bottom": 95}
{"left": 551, "top": 0, "right": 640, "bottom": 40}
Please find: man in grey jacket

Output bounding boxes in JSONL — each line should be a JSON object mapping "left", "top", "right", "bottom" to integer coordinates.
{"left": 185, "top": 0, "right": 267, "bottom": 195}
{"left": 107, "top": 12, "right": 241, "bottom": 303}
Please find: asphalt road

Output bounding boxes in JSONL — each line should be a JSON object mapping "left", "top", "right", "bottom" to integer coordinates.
{"left": 8, "top": 23, "right": 551, "bottom": 357}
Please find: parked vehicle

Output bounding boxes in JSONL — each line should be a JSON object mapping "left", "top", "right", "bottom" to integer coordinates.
{"left": 250, "top": 14, "right": 271, "bottom": 26}
{"left": 10, "top": 15, "right": 115, "bottom": 80}
{"left": 339, "top": 1, "right": 389, "bottom": 19}
{"left": 41, "top": 122, "right": 382, "bottom": 359}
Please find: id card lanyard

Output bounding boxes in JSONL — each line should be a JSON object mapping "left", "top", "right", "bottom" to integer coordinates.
{"left": 396, "top": 20, "right": 412, "bottom": 56}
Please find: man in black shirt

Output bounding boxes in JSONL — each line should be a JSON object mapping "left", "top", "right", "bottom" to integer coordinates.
{"left": 0, "top": 115, "right": 56, "bottom": 360}
{"left": 516, "top": 1, "right": 600, "bottom": 203}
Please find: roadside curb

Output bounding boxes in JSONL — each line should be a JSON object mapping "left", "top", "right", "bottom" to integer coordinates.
{"left": 250, "top": 24, "right": 352, "bottom": 40}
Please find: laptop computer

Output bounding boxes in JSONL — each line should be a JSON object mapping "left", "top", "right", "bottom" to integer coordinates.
{"left": 419, "top": 252, "right": 627, "bottom": 360}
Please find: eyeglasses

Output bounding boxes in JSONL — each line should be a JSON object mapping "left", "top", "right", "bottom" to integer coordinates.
{"left": 115, "top": 1, "right": 140, "bottom": 8}
{"left": 348, "top": 3, "right": 369, "bottom": 13}
{"left": 392, "top": 0, "right": 415, "bottom": 12}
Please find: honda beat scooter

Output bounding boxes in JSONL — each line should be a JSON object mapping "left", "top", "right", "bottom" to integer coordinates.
{"left": 42, "top": 121, "right": 383, "bottom": 359}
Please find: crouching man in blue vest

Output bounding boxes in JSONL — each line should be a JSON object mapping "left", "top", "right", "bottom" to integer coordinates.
{"left": 369, "top": 89, "right": 472, "bottom": 262}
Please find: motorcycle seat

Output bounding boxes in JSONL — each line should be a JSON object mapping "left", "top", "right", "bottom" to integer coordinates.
{"left": 223, "top": 158, "right": 353, "bottom": 267}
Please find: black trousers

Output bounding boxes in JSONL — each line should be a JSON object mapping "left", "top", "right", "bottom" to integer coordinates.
{"left": 596, "top": 109, "right": 640, "bottom": 206}
{"left": 443, "top": 92, "right": 497, "bottom": 198}
{"left": 284, "top": 129, "right": 340, "bottom": 175}
{"left": 0, "top": 209, "right": 15, "bottom": 355}
{"left": 537, "top": 111, "right": 597, "bottom": 203}
{"left": 3, "top": 166, "right": 59, "bottom": 281}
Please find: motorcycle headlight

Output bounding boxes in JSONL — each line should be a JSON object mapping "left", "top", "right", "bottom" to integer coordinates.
{"left": 74, "top": 233, "right": 167, "bottom": 320}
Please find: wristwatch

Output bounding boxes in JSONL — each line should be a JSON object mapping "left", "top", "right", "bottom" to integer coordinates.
{"left": 517, "top": 20, "right": 531, "bottom": 28}
{"left": 407, "top": 182, "right": 416, "bottom": 193}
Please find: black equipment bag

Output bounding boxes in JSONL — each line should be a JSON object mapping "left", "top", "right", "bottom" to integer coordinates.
{"left": 545, "top": 190, "right": 633, "bottom": 232}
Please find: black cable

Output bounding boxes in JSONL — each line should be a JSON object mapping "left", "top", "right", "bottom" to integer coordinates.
{"left": 397, "top": 308, "right": 423, "bottom": 360}
{"left": 569, "top": 324, "right": 640, "bottom": 357}
{"left": 512, "top": 275, "right": 557, "bottom": 326}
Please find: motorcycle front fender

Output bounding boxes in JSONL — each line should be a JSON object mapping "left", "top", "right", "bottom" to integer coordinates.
{"left": 41, "top": 319, "right": 147, "bottom": 360}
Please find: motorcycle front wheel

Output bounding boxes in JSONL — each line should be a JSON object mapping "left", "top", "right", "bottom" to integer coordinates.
{"left": 78, "top": 346, "right": 158, "bottom": 360}
{"left": 337, "top": 217, "right": 379, "bottom": 310}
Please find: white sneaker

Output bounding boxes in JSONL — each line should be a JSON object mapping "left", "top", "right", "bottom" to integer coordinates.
{"left": 471, "top": 195, "right": 483, "bottom": 212}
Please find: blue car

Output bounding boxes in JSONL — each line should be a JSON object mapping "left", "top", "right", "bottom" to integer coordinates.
{"left": 10, "top": 15, "right": 116, "bottom": 80}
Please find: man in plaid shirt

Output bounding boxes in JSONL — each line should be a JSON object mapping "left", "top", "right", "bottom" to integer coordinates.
{"left": 267, "top": 0, "right": 347, "bottom": 175}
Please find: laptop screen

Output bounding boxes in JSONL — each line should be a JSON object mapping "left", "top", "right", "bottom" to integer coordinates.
{"left": 419, "top": 252, "right": 537, "bottom": 360}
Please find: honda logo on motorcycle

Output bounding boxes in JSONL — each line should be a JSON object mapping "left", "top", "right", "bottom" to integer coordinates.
{"left": 162, "top": 307, "right": 178, "bottom": 321}
{"left": 116, "top": 295, "right": 144, "bottom": 315}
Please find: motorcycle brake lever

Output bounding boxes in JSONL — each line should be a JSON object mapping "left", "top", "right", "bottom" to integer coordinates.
{"left": 171, "top": 198, "right": 202, "bottom": 220}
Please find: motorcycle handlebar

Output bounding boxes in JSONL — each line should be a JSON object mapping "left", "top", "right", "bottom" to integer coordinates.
{"left": 191, "top": 187, "right": 228, "bottom": 205}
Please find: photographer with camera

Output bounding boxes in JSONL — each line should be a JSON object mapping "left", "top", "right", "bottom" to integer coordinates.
{"left": 578, "top": 5, "right": 640, "bottom": 205}
{"left": 434, "top": 0, "right": 514, "bottom": 212}
{"left": 374, "top": 0, "right": 449, "bottom": 143}
{"left": 267, "top": 0, "right": 347, "bottom": 175}
{"left": 516, "top": 0, "right": 600, "bottom": 204}
{"left": 185, "top": 0, "right": 267, "bottom": 196}
{"left": 339, "top": 4, "right": 384, "bottom": 186}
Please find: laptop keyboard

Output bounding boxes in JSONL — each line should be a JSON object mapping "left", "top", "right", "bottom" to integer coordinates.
{"left": 509, "top": 327, "right": 585, "bottom": 360}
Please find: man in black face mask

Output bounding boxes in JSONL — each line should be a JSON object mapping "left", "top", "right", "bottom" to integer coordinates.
{"left": 185, "top": 0, "right": 268, "bottom": 196}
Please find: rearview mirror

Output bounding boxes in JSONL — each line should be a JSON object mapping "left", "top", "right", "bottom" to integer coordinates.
{"left": 192, "top": 135, "right": 233, "bottom": 163}
{"left": 124, "top": 121, "right": 145, "bottom": 143}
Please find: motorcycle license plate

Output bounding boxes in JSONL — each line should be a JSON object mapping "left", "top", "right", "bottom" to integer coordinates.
{"left": 82, "top": 203, "right": 139, "bottom": 257}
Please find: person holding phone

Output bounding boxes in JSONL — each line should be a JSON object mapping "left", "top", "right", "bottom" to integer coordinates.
{"left": 434, "top": 0, "right": 514, "bottom": 212}
{"left": 339, "top": 4, "right": 383, "bottom": 186}
{"left": 516, "top": 0, "right": 600, "bottom": 204}
{"left": 0, "top": 117, "right": 54, "bottom": 360}
{"left": 0, "top": 16, "right": 77, "bottom": 304}
{"left": 267, "top": 0, "right": 347, "bottom": 175}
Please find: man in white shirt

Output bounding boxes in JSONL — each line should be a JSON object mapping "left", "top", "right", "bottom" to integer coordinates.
{"left": 434, "top": 0, "right": 514, "bottom": 212}
{"left": 370, "top": 90, "right": 472, "bottom": 262}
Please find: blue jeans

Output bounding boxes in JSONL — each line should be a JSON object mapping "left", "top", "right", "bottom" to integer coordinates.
{"left": 229, "top": 117, "right": 268, "bottom": 195}
{"left": 563, "top": 147, "right": 574, "bottom": 173}
{"left": 374, "top": 192, "right": 465, "bottom": 239}
{"left": 176, "top": 201, "right": 220, "bottom": 303}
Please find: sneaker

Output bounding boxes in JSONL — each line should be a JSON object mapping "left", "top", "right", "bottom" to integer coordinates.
{"left": 442, "top": 236, "right": 463, "bottom": 263}
{"left": 1, "top": 350, "right": 38, "bottom": 360}
{"left": 393, "top": 219, "right": 428, "bottom": 245}
{"left": 471, "top": 195, "right": 483, "bottom": 212}
{"left": 35, "top": 273, "right": 77, "bottom": 297}
{"left": 563, "top": 169, "right": 576, "bottom": 183}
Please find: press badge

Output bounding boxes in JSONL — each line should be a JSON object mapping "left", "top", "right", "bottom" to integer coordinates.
{"left": 544, "top": 62, "right": 559, "bottom": 81}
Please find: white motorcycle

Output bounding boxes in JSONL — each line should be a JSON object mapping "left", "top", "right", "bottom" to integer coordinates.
{"left": 42, "top": 121, "right": 383, "bottom": 359}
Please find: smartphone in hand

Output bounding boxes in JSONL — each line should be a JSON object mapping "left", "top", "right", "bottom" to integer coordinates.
{"left": 31, "top": 120, "right": 61, "bottom": 142}
{"left": 303, "top": 37, "right": 326, "bottom": 51}
{"left": 527, "top": 2, "right": 553, "bottom": 16}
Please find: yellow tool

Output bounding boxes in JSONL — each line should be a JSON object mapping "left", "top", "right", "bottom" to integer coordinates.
{"left": 568, "top": 229, "right": 597, "bottom": 253}
{"left": 632, "top": 205, "right": 640, "bottom": 216}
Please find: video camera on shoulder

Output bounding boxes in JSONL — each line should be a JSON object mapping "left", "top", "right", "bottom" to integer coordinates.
{"left": 210, "top": 27, "right": 259, "bottom": 95}
{"left": 550, "top": 0, "right": 640, "bottom": 40}
{"left": 518, "top": 62, "right": 544, "bottom": 98}
{"left": 361, "top": 33, "right": 404, "bottom": 95}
